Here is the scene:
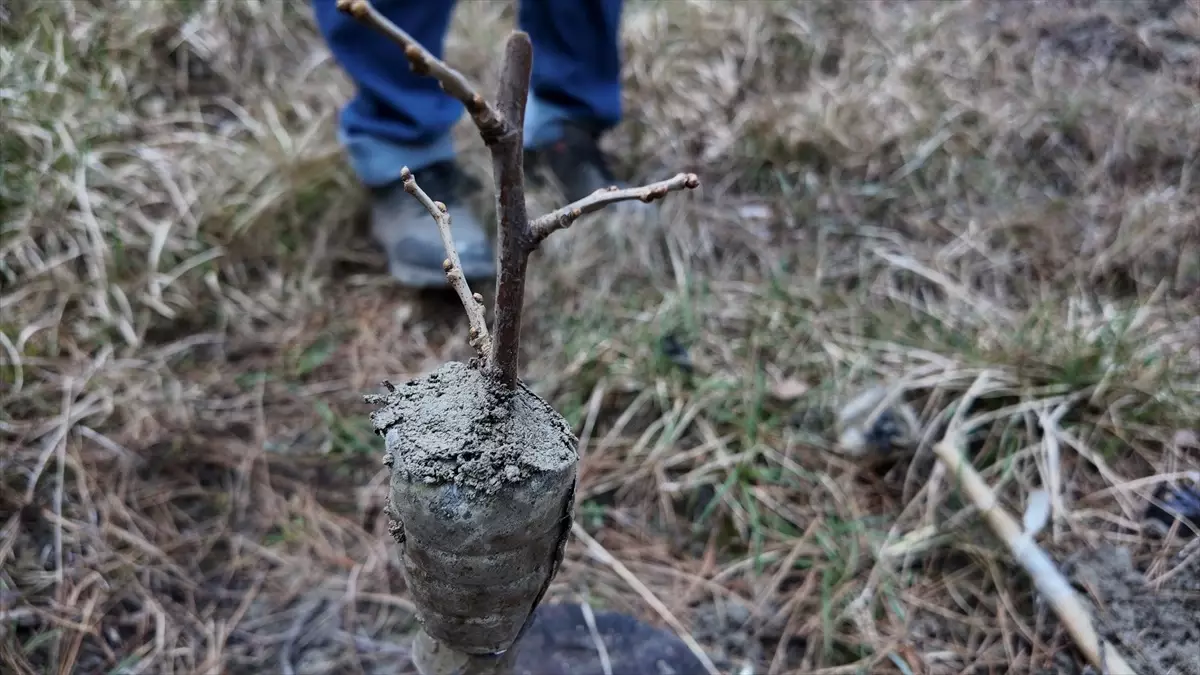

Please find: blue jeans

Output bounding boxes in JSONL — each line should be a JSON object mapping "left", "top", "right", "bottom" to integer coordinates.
{"left": 312, "top": 0, "right": 624, "bottom": 188}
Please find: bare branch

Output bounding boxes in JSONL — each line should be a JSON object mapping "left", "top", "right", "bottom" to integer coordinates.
{"left": 528, "top": 173, "right": 701, "bottom": 245}
{"left": 335, "top": 0, "right": 507, "bottom": 140}
{"left": 400, "top": 167, "right": 492, "bottom": 360}
{"left": 337, "top": 2, "right": 699, "bottom": 394}
{"left": 486, "top": 33, "right": 535, "bottom": 389}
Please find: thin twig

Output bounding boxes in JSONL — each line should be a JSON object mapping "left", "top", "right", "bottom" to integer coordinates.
{"left": 933, "top": 434, "right": 1138, "bottom": 675}
{"left": 400, "top": 167, "right": 492, "bottom": 360}
{"left": 335, "top": 0, "right": 505, "bottom": 139}
{"left": 529, "top": 173, "right": 701, "bottom": 245}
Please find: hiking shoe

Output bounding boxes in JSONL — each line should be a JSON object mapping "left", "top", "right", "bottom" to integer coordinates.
{"left": 368, "top": 161, "right": 495, "bottom": 288}
{"left": 525, "top": 122, "right": 653, "bottom": 211}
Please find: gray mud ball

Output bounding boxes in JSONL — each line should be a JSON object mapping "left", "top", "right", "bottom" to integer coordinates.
{"left": 367, "top": 361, "right": 579, "bottom": 656}
{"left": 513, "top": 603, "right": 708, "bottom": 675}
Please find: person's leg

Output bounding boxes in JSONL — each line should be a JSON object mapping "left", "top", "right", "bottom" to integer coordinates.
{"left": 312, "top": 0, "right": 494, "bottom": 287}
{"left": 519, "top": 0, "right": 623, "bottom": 147}
{"left": 313, "top": 0, "right": 462, "bottom": 186}
{"left": 519, "top": 0, "right": 645, "bottom": 204}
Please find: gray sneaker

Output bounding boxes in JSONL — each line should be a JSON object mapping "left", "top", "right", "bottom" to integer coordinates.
{"left": 369, "top": 161, "right": 495, "bottom": 288}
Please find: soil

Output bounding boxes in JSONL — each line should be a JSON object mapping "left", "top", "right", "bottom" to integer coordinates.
{"left": 368, "top": 360, "right": 577, "bottom": 496}
{"left": 1064, "top": 545, "right": 1200, "bottom": 675}
{"left": 513, "top": 603, "right": 708, "bottom": 675}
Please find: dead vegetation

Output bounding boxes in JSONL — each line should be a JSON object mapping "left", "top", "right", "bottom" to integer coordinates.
{"left": 2, "top": 0, "right": 1199, "bottom": 673}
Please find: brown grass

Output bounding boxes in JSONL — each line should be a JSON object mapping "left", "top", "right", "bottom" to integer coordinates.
{"left": 3, "top": 0, "right": 1199, "bottom": 673}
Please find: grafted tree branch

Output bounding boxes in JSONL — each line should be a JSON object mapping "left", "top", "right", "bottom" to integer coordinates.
{"left": 485, "top": 34, "right": 534, "bottom": 390}
{"left": 337, "top": 0, "right": 700, "bottom": 392}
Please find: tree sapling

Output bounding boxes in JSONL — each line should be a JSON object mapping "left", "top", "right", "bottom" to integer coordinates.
{"left": 339, "top": 1, "right": 700, "bottom": 673}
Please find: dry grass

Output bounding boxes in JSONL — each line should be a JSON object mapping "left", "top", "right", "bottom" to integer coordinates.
{"left": 3, "top": 0, "right": 1200, "bottom": 673}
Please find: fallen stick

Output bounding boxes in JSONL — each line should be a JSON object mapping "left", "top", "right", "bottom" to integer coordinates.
{"left": 933, "top": 435, "right": 1138, "bottom": 675}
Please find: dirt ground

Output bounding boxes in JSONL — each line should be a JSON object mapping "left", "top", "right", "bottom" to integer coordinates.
{"left": 3, "top": 0, "right": 1200, "bottom": 673}
{"left": 1064, "top": 545, "right": 1200, "bottom": 675}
